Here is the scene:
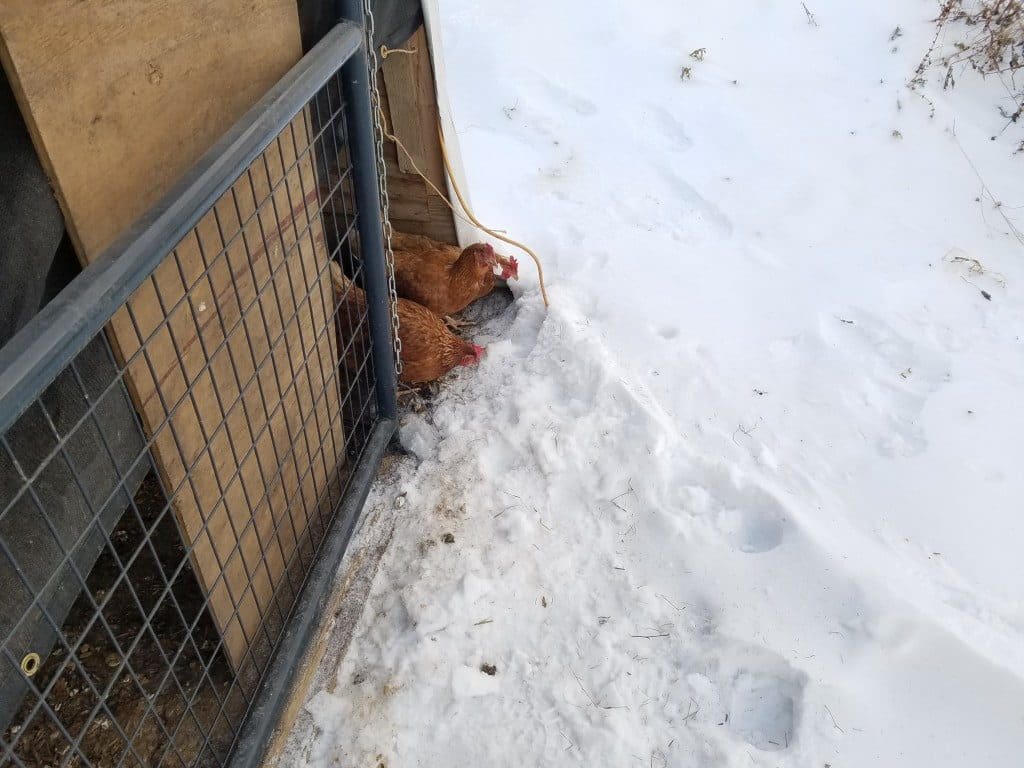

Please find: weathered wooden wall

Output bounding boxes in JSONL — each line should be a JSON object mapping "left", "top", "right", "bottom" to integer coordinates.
{"left": 378, "top": 26, "right": 458, "bottom": 245}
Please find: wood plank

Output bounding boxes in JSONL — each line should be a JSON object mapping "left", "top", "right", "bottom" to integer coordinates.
{"left": 381, "top": 29, "right": 430, "bottom": 176}
{"left": 377, "top": 25, "right": 457, "bottom": 245}
{"left": 0, "top": 1, "right": 344, "bottom": 671}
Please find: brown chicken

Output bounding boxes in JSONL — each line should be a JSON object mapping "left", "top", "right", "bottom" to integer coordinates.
{"left": 390, "top": 231, "right": 519, "bottom": 316}
{"left": 329, "top": 261, "right": 484, "bottom": 384}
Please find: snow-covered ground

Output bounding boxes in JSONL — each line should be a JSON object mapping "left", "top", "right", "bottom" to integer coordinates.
{"left": 290, "top": 2, "right": 1024, "bottom": 766}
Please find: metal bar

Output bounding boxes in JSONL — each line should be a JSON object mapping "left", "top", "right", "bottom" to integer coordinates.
{"left": 0, "top": 22, "right": 363, "bottom": 436}
{"left": 336, "top": 18, "right": 399, "bottom": 420}
{"left": 228, "top": 417, "right": 395, "bottom": 768}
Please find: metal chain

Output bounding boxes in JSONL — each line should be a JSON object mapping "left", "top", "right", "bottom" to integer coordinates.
{"left": 361, "top": 0, "right": 403, "bottom": 375}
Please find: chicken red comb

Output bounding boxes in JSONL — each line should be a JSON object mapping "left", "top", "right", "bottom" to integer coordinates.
{"left": 472, "top": 343, "right": 486, "bottom": 361}
{"left": 500, "top": 255, "right": 519, "bottom": 281}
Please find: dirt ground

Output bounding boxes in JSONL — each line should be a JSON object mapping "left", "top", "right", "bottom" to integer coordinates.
{"left": 3, "top": 473, "right": 243, "bottom": 768}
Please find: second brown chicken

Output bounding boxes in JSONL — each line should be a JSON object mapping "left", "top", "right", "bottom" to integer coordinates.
{"left": 329, "top": 261, "right": 483, "bottom": 385}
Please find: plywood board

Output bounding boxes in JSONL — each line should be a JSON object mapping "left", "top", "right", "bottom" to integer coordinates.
{"left": 110, "top": 122, "right": 344, "bottom": 668}
{"left": 0, "top": 1, "right": 343, "bottom": 670}
{"left": 0, "top": 0, "right": 307, "bottom": 256}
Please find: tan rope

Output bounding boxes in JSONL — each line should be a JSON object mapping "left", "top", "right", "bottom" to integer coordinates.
{"left": 380, "top": 44, "right": 418, "bottom": 58}
{"left": 372, "top": 102, "right": 550, "bottom": 307}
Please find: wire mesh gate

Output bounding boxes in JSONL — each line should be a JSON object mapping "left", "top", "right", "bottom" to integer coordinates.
{"left": 0, "top": 22, "right": 397, "bottom": 768}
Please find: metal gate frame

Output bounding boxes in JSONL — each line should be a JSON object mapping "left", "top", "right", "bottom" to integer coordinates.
{"left": 0, "top": 20, "right": 397, "bottom": 768}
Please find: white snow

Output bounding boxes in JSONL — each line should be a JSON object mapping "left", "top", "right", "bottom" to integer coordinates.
{"left": 289, "top": 2, "right": 1024, "bottom": 766}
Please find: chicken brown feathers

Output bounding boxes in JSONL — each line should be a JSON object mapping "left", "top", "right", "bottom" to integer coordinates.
{"left": 391, "top": 232, "right": 520, "bottom": 281}
{"left": 329, "top": 261, "right": 484, "bottom": 385}
{"left": 391, "top": 232, "right": 519, "bottom": 316}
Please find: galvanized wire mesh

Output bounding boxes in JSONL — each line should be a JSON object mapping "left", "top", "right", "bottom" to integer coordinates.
{"left": 0, "top": 65, "right": 380, "bottom": 768}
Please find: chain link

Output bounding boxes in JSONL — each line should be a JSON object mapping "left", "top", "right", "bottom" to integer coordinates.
{"left": 360, "top": 0, "right": 403, "bottom": 375}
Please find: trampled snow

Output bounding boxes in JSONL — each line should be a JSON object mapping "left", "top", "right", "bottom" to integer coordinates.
{"left": 288, "top": 2, "right": 1024, "bottom": 766}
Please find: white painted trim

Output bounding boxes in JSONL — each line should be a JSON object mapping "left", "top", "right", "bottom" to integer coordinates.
{"left": 420, "top": 1, "right": 477, "bottom": 247}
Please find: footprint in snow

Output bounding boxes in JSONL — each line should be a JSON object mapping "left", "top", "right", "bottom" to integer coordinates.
{"left": 817, "top": 309, "right": 950, "bottom": 458}
{"left": 726, "top": 668, "right": 803, "bottom": 751}
{"left": 530, "top": 76, "right": 598, "bottom": 117}
{"left": 643, "top": 104, "right": 695, "bottom": 151}
{"left": 715, "top": 502, "right": 787, "bottom": 554}
{"left": 685, "top": 466, "right": 791, "bottom": 554}
{"left": 709, "top": 646, "right": 807, "bottom": 752}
